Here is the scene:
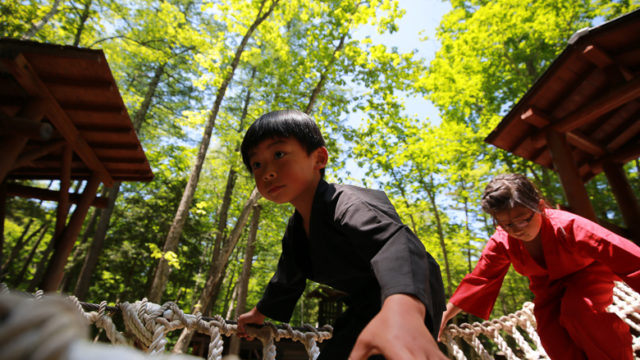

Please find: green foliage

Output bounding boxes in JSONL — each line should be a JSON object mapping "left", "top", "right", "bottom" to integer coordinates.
{"left": 2, "top": 0, "right": 638, "bottom": 330}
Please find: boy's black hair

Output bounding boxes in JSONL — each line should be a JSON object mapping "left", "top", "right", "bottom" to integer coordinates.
{"left": 241, "top": 109, "right": 326, "bottom": 176}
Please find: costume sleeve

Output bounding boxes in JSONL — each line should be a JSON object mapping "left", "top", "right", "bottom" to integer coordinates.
{"left": 337, "top": 197, "right": 445, "bottom": 321}
{"left": 449, "top": 236, "right": 511, "bottom": 320}
{"left": 567, "top": 215, "right": 640, "bottom": 292}
{"left": 256, "top": 227, "right": 306, "bottom": 322}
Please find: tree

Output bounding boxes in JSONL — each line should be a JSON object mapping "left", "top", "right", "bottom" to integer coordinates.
{"left": 148, "top": 0, "right": 281, "bottom": 303}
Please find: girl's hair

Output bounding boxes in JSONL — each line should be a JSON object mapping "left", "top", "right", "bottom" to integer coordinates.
{"left": 481, "top": 173, "right": 544, "bottom": 215}
{"left": 240, "top": 109, "right": 326, "bottom": 175}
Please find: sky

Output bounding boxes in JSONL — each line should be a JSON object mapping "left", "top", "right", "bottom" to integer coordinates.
{"left": 352, "top": 0, "right": 452, "bottom": 125}
{"left": 342, "top": 0, "right": 452, "bottom": 183}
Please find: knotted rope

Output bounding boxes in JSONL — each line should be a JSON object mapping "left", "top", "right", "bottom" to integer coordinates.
{"left": 441, "top": 281, "right": 640, "bottom": 359}
{"left": 0, "top": 287, "right": 332, "bottom": 360}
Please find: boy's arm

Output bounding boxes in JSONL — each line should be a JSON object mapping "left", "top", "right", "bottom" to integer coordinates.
{"left": 349, "top": 294, "right": 447, "bottom": 360}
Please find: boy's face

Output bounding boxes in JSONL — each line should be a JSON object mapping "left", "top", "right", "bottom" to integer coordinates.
{"left": 247, "top": 137, "right": 327, "bottom": 209}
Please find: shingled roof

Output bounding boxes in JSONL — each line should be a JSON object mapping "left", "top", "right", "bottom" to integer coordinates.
{"left": 0, "top": 38, "right": 153, "bottom": 187}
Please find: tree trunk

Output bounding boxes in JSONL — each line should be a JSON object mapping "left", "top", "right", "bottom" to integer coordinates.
{"left": 2, "top": 221, "right": 47, "bottom": 280}
{"left": 13, "top": 224, "right": 49, "bottom": 287}
{"left": 27, "top": 235, "right": 55, "bottom": 291}
{"left": 419, "top": 175, "right": 453, "bottom": 296}
{"left": 148, "top": 0, "right": 281, "bottom": 303}
{"left": 229, "top": 203, "right": 261, "bottom": 355}
{"left": 72, "top": 0, "right": 93, "bottom": 46}
{"left": 304, "top": 31, "right": 348, "bottom": 114}
{"left": 21, "top": 0, "right": 63, "bottom": 40}
{"left": 172, "top": 188, "right": 261, "bottom": 352}
{"left": 1, "top": 218, "right": 34, "bottom": 276}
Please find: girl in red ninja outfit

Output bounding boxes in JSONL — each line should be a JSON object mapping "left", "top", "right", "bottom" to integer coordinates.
{"left": 438, "top": 173, "right": 640, "bottom": 359}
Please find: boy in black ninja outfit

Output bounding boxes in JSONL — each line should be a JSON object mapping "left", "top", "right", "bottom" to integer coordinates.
{"left": 237, "top": 110, "right": 446, "bottom": 359}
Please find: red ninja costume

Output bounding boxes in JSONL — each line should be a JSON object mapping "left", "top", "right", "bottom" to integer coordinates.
{"left": 449, "top": 208, "right": 640, "bottom": 359}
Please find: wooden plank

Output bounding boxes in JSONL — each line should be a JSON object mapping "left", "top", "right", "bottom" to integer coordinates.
{"left": 2, "top": 54, "right": 113, "bottom": 186}
{"left": 521, "top": 107, "right": 551, "bottom": 128}
{"left": 6, "top": 183, "right": 107, "bottom": 208}
{"left": 0, "top": 102, "right": 46, "bottom": 183}
{"left": 80, "top": 129, "right": 137, "bottom": 145}
{"left": 553, "top": 75, "right": 640, "bottom": 133}
{"left": 13, "top": 141, "right": 66, "bottom": 171}
{"left": 582, "top": 44, "right": 633, "bottom": 80}
{"left": 566, "top": 131, "right": 606, "bottom": 156}
{"left": 0, "top": 111, "right": 53, "bottom": 139}
{"left": 606, "top": 118, "right": 640, "bottom": 152}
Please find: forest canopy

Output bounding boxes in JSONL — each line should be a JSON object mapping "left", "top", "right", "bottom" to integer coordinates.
{"left": 2, "top": 0, "right": 639, "bottom": 340}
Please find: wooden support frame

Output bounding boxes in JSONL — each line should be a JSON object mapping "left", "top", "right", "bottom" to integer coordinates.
{"left": 553, "top": 76, "right": 640, "bottom": 133}
{"left": 0, "top": 102, "right": 46, "bottom": 183}
{"left": 40, "top": 173, "right": 100, "bottom": 292}
{"left": 6, "top": 183, "right": 108, "bottom": 208}
{"left": 602, "top": 161, "right": 640, "bottom": 244}
{"left": 1, "top": 54, "right": 114, "bottom": 187}
{"left": 582, "top": 44, "right": 633, "bottom": 81}
{"left": 546, "top": 130, "right": 597, "bottom": 220}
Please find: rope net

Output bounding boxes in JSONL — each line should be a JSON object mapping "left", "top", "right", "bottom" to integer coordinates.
{"left": 0, "top": 283, "right": 331, "bottom": 360}
{"left": 440, "top": 281, "right": 640, "bottom": 359}
{"left": 0, "top": 281, "right": 638, "bottom": 359}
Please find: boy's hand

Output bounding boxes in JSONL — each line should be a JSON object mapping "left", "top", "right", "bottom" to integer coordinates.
{"left": 349, "top": 294, "right": 447, "bottom": 360}
{"left": 237, "top": 306, "right": 266, "bottom": 340}
{"left": 437, "top": 302, "right": 462, "bottom": 342}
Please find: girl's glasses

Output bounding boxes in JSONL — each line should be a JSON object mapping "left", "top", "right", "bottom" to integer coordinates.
{"left": 496, "top": 212, "right": 535, "bottom": 231}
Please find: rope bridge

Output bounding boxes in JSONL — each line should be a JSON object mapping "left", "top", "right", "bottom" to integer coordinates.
{"left": 440, "top": 281, "right": 640, "bottom": 359}
{"left": 0, "top": 282, "right": 638, "bottom": 359}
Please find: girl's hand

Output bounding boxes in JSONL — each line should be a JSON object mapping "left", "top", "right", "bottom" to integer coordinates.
{"left": 437, "top": 302, "right": 462, "bottom": 342}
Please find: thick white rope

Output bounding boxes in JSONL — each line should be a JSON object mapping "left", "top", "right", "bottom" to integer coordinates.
{"left": 441, "top": 281, "right": 639, "bottom": 359}
{"left": 0, "top": 287, "right": 332, "bottom": 360}
{"left": 2, "top": 281, "right": 636, "bottom": 360}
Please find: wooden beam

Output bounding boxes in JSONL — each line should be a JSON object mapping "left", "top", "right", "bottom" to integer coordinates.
{"left": 546, "top": 130, "right": 597, "bottom": 220}
{"left": 521, "top": 107, "right": 551, "bottom": 128}
{"left": 40, "top": 173, "right": 100, "bottom": 292}
{"left": 553, "top": 76, "right": 640, "bottom": 133}
{"left": 0, "top": 112, "right": 53, "bottom": 140}
{"left": 0, "top": 103, "right": 46, "bottom": 183}
{"left": 2, "top": 54, "right": 113, "bottom": 187}
{"left": 6, "top": 183, "right": 107, "bottom": 208}
{"left": 602, "top": 161, "right": 640, "bottom": 244}
{"left": 12, "top": 140, "right": 66, "bottom": 170}
{"left": 606, "top": 117, "right": 640, "bottom": 152}
{"left": 590, "top": 142, "right": 640, "bottom": 171}
{"left": 582, "top": 44, "right": 633, "bottom": 81}
{"left": 565, "top": 131, "right": 606, "bottom": 157}
{"left": 54, "top": 146, "right": 72, "bottom": 238}
{"left": 0, "top": 180, "right": 6, "bottom": 271}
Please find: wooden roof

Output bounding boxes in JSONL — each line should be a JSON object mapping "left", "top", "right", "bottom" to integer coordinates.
{"left": 485, "top": 9, "right": 640, "bottom": 181}
{"left": 0, "top": 38, "right": 153, "bottom": 187}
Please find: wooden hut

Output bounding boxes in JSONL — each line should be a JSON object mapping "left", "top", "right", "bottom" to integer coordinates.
{"left": 0, "top": 38, "right": 153, "bottom": 291}
{"left": 485, "top": 9, "right": 640, "bottom": 243}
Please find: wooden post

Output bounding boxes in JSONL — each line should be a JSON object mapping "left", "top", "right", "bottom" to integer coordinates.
{"left": 602, "top": 161, "right": 640, "bottom": 244}
{"left": 0, "top": 180, "right": 6, "bottom": 270}
{"left": 546, "top": 130, "right": 597, "bottom": 221}
{"left": 40, "top": 173, "right": 100, "bottom": 292}
{"left": 54, "top": 146, "right": 72, "bottom": 238}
